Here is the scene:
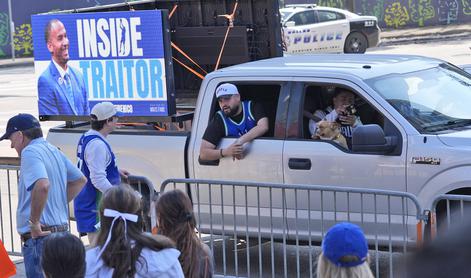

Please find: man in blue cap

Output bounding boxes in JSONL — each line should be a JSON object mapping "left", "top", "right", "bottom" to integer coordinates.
{"left": 1, "top": 113, "right": 87, "bottom": 277}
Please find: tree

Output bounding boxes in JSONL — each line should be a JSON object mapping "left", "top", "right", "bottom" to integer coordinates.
{"left": 384, "top": 2, "right": 410, "bottom": 29}
{"left": 409, "top": 0, "right": 435, "bottom": 27}
{"left": 14, "top": 24, "right": 33, "bottom": 56}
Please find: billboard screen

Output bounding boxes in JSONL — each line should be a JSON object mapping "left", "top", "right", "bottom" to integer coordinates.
{"left": 32, "top": 10, "right": 174, "bottom": 121}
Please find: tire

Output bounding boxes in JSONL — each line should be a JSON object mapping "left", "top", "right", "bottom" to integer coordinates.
{"left": 344, "top": 32, "right": 368, "bottom": 54}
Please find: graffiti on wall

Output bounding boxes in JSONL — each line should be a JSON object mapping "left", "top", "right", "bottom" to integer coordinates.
{"left": 362, "top": 0, "right": 385, "bottom": 21}
{"left": 14, "top": 24, "right": 33, "bottom": 56}
{"left": 384, "top": 2, "right": 410, "bottom": 28}
{"left": 0, "top": 13, "right": 9, "bottom": 57}
{"left": 318, "top": 0, "right": 344, "bottom": 9}
{"left": 409, "top": 0, "right": 435, "bottom": 26}
{"left": 287, "top": 0, "right": 471, "bottom": 28}
{"left": 463, "top": 0, "right": 471, "bottom": 15}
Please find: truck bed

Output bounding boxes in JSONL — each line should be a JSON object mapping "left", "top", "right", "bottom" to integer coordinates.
{"left": 47, "top": 124, "right": 190, "bottom": 190}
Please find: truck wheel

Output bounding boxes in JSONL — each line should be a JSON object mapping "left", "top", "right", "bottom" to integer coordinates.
{"left": 344, "top": 32, "right": 368, "bottom": 54}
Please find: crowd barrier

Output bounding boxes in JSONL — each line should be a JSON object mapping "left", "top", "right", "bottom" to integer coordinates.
{"left": 4, "top": 161, "right": 471, "bottom": 277}
{"left": 160, "top": 179, "right": 427, "bottom": 278}
{"left": 427, "top": 194, "right": 471, "bottom": 240}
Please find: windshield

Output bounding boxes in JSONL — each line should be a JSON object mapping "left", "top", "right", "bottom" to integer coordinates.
{"left": 280, "top": 11, "right": 292, "bottom": 22}
{"left": 366, "top": 63, "right": 471, "bottom": 133}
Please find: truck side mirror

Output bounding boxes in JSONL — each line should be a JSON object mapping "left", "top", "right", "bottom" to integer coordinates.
{"left": 284, "top": 21, "right": 295, "bottom": 27}
{"left": 352, "top": 124, "right": 397, "bottom": 154}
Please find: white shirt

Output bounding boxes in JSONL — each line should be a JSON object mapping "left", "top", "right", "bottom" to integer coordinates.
{"left": 85, "top": 246, "right": 184, "bottom": 278}
{"left": 83, "top": 129, "right": 114, "bottom": 193}
{"left": 308, "top": 106, "right": 362, "bottom": 137}
{"left": 52, "top": 59, "right": 69, "bottom": 80}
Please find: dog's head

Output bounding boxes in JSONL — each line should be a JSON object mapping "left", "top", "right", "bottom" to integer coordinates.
{"left": 316, "top": 121, "right": 341, "bottom": 140}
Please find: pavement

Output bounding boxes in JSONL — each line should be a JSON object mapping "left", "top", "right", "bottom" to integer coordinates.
{"left": 0, "top": 22, "right": 470, "bottom": 69}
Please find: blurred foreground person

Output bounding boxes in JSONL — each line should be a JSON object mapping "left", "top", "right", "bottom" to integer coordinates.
{"left": 405, "top": 220, "right": 471, "bottom": 278}
{"left": 316, "top": 222, "right": 374, "bottom": 278}
{"left": 42, "top": 232, "right": 85, "bottom": 278}
{"left": 156, "top": 189, "right": 214, "bottom": 278}
{"left": 85, "top": 186, "right": 184, "bottom": 278}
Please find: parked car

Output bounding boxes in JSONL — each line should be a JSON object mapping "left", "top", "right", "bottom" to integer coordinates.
{"left": 280, "top": 4, "right": 380, "bottom": 54}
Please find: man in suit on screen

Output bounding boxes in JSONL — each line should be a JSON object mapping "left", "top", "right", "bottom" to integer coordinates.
{"left": 38, "top": 19, "right": 89, "bottom": 116}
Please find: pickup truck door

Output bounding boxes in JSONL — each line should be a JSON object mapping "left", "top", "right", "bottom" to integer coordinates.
{"left": 282, "top": 80, "right": 408, "bottom": 239}
{"left": 190, "top": 80, "right": 289, "bottom": 183}
{"left": 283, "top": 81, "right": 407, "bottom": 190}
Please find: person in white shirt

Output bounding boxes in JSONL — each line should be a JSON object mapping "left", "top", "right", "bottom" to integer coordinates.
{"left": 85, "top": 185, "right": 184, "bottom": 278}
{"left": 308, "top": 88, "right": 362, "bottom": 148}
{"left": 74, "top": 102, "right": 129, "bottom": 245}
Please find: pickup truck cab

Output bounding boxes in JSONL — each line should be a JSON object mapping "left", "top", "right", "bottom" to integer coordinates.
{"left": 48, "top": 54, "right": 471, "bottom": 242}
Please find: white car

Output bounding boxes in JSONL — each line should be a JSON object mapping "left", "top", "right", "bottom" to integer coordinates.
{"left": 281, "top": 4, "right": 380, "bottom": 54}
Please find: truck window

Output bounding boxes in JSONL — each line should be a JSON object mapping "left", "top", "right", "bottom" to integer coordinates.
{"left": 209, "top": 83, "right": 281, "bottom": 138}
{"left": 301, "top": 84, "right": 384, "bottom": 141}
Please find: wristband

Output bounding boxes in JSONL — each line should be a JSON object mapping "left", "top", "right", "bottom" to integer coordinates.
{"left": 220, "top": 148, "right": 224, "bottom": 158}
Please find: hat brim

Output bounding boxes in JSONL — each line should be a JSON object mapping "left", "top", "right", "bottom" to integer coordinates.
{"left": 0, "top": 131, "right": 11, "bottom": 141}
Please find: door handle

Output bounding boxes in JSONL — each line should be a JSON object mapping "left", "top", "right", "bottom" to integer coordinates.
{"left": 288, "top": 158, "right": 311, "bottom": 170}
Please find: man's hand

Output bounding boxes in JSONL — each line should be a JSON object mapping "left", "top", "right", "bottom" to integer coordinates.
{"left": 336, "top": 105, "right": 356, "bottom": 127}
{"left": 338, "top": 114, "right": 356, "bottom": 126}
{"left": 224, "top": 140, "right": 244, "bottom": 160}
{"left": 120, "top": 169, "right": 130, "bottom": 181}
{"left": 30, "top": 222, "right": 51, "bottom": 239}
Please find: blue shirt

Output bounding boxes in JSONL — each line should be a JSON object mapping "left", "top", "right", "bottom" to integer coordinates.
{"left": 217, "top": 100, "right": 257, "bottom": 137}
{"left": 17, "top": 138, "right": 83, "bottom": 234}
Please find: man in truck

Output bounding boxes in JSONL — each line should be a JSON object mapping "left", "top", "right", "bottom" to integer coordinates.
{"left": 199, "top": 83, "right": 269, "bottom": 161}
{"left": 74, "top": 102, "right": 129, "bottom": 245}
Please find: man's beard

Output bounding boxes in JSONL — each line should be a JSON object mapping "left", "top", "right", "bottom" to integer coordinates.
{"left": 223, "top": 106, "right": 239, "bottom": 117}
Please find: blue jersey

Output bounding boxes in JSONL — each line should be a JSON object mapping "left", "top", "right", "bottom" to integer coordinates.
{"left": 217, "top": 101, "right": 257, "bottom": 137}
{"left": 74, "top": 134, "right": 120, "bottom": 232}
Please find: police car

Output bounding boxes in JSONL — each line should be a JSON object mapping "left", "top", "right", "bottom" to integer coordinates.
{"left": 281, "top": 4, "right": 380, "bottom": 54}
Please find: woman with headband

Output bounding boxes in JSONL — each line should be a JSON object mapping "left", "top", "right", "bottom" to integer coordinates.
{"left": 156, "top": 189, "right": 214, "bottom": 278}
{"left": 85, "top": 185, "right": 184, "bottom": 278}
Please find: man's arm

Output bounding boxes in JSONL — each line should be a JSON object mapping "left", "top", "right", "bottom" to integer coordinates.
{"left": 29, "top": 178, "right": 51, "bottom": 238}
{"left": 238, "top": 117, "right": 269, "bottom": 145}
{"left": 67, "top": 176, "right": 87, "bottom": 202}
{"left": 199, "top": 139, "right": 243, "bottom": 161}
{"left": 85, "top": 139, "right": 114, "bottom": 192}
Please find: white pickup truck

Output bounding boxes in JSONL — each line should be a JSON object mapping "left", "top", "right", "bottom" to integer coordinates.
{"left": 48, "top": 54, "right": 471, "bottom": 242}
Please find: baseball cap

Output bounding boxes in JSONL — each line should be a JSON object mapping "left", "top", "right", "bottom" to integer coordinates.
{"left": 322, "top": 222, "right": 368, "bottom": 267}
{"left": 0, "top": 114, "right": 41, "bottom": 141}
{"left": 90, "top": 102, "right": 119, "bottom": 121}
{"left": 215, "top": 83, "right": 239, "bottom": 98}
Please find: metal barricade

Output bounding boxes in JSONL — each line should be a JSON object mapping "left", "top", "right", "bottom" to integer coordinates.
{"left": 127, "top": 175, "right": 158, "bottom": 233}
{"left": 0, "top": 164, "right": 21, "bottom": 256}
{"left": 161, "top": 178, "right": 427, "bottom": 278}
{"left": 428, "top": 194, "right": 471, "bottom": 240}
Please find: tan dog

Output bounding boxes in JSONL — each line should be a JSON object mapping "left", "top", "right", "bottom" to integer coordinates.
{"left": 312, "top": 121, "right": 348, "bottom": 149}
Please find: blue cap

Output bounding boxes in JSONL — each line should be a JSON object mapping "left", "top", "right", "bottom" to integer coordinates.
{"left": 0, "top": 114, "right": 41, "bottom": 141}
{"left": 322, "top": 222, "right": 368, "bottom": 267}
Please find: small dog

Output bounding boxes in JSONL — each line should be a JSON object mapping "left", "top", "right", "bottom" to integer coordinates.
{"left": 312, "top": 121, "right": 348, "bottom": 149}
